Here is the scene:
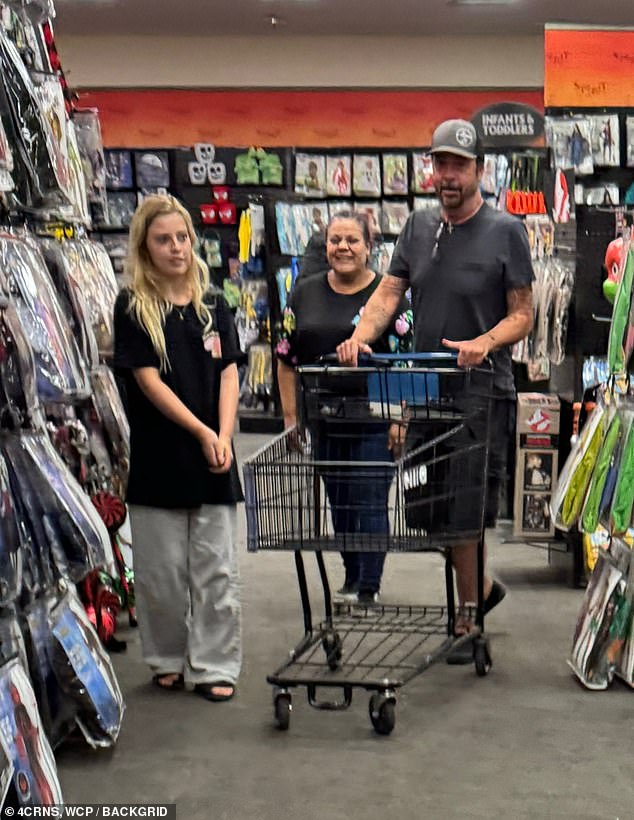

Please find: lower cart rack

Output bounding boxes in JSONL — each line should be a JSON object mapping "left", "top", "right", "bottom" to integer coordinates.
{"left": 267, "top": 601, "right": 491, "bottom": 734}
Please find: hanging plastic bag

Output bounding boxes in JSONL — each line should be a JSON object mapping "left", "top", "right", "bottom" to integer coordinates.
{"left": 0, "top": 30, "right": 69, "bottom": 211}
{"left": 0, "top": 113, "right": 14, "bottom": 192}
{"left": 36, "top": 236, "right": 100, "bottom": 371}
{"left": 0, "top": 292, "right": 44, "bottom": 431}
{"left": 0, "top": 448, "right": 22, "bottom": 605}
{"left": 551, "top": 402, "right": 607, "bottom": 531}
{"left": 0, "top": 655, "right": 63, "bottom": 805}
{"left": 615, "top": 551, "right": 634, "bottom": 687}
{"left": 2, "top": 432, "right": 114, "bottom": 583}
{"left": 23, "top": 597, "right": 78, "bottom": 749}
{"left": 0, "top": 234, "right": 90, "bottom": 403}
{"left": 90, "top": 365, "right": 130, "bottom": 495}
{"left": 49, "top": 586, "right": 124, "bottom": 748}
{"left": 580, "top": 408, "right": 623, "bottom": 533}
{"left": 569, "top": 546, "right": 630, "bottom": 690}
{"left": 72, "top": 108, "right": 109, "bottom": 225}
{"left": 65, "top": 120, "right": 91, "bottom": 226}
{"left": 609, "top": 411, "right": 634, "bottom": 535}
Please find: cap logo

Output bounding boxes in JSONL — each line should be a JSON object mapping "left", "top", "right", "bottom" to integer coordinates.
{"left": 455, "top": 127, "right": 474, "bottom": 147}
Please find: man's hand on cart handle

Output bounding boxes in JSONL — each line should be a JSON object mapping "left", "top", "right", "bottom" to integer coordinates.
{"left": 336, "top": 338, "right": 373, "bottom": 366}
{"left": 441, "top": 335, "right": 491, "bottom": 368}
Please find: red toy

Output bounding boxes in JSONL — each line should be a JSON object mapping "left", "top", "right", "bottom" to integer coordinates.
{"left": 603, "top": 236, "right": 626, "bottom": 303}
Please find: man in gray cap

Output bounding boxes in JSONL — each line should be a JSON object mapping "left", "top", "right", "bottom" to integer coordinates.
{"left": 336, "top": 118, "right": 534, "bottom": 662}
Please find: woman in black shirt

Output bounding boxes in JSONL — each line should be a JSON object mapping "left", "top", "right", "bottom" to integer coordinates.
{"left": 276, "top": 211, "right": 412, "bottom": 603}
{"left": 114, "top": 195, "right": 242, "bottom": 702}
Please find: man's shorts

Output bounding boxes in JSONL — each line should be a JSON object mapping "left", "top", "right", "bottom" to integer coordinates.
{"left": 403, "top": 395, "right": 514, "bottom": 539}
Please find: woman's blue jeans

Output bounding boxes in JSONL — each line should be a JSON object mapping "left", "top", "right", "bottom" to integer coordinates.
{"left": 315, "top": 422, "right": 393, "bottom": 594}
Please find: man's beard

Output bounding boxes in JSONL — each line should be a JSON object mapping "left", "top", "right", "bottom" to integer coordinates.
{"left": 438, "top": 185, "right": 464, "bottom": 208}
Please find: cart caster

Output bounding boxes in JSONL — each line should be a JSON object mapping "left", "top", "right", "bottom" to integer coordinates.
{"left": 322, "top": 632, "right": 343, "bottom": 671}
{"left": 273, "top": 691, "right": 292, "bottom": 731}
{"left": 474, "top": 637, "right": 492, "bottom": 677}
{"left": 369, "top": 692, "right": 396, "bottom": 736}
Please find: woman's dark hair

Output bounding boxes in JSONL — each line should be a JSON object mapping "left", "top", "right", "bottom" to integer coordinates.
{"left": 326, "top": 210, "right": 372, "bottom": 246}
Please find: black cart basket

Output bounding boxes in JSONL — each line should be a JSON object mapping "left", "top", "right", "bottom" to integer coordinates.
{"left": 243, "top": 353, "right": 495, "bottom": 734}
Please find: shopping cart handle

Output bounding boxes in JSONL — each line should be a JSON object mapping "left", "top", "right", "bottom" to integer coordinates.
{"left": 363, "top": 352, "right": 458, "bottom": 364}
{"left": 317, "top": 351, "right": 458, "bottom": 366}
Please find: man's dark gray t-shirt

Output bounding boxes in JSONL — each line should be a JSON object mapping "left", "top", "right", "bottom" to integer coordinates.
{"left": 388, "top": 204, "right": 534, "bottom": 396}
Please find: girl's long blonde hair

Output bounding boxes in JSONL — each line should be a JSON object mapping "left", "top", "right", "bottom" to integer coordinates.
{"left": 125, "top": 194, "right": 212, "bottom": 371}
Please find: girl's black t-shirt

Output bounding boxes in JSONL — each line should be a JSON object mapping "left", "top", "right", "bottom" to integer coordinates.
{"left": 113, "top": 288, "right": 244, "bottom": 508}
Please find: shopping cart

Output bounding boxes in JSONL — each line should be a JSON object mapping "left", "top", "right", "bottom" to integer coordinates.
{"left": 243, "top": 353, "right": 494, "bottom": 734}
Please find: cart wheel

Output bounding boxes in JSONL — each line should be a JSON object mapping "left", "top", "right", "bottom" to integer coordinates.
{"left": 274, "top": 693, "right": 292, "bottom": 731}
{"left": 322, "top": 632, "right": 343, "bottom": 671}
{"left": 474, "top": 638, "right": 492, "bottom": 677}
{"left": 369, "top": 693, "right": 396, "bottom": 736}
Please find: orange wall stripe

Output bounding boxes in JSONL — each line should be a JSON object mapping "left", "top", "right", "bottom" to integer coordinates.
{"left": 545, "top": 29, "right": 634, "bottom": 108}
{"left": 76, "top": 89, "right": 543, "bottom": 148}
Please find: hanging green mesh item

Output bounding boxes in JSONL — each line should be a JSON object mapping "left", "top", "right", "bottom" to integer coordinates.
{"left": 581, "top": 412, "right": 621, "bottom": 533}
{"left": 559, "top": 410, "right": 607, "bottom": 528}
{"left": 610, "top": 419, "right": 634, "bottom": 535}
{"left": 608, "top": 247, "right": 634, "bottom": 375}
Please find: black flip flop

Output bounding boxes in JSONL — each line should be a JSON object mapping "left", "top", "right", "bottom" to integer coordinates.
{"left": 152, "top": 673, "right": 185, "bottom": 691}
{"left": 193, "top": 681, "right": 236, "bottom": 702}
{"left": 483, "top": 580, "right": 507, "bottom": 615}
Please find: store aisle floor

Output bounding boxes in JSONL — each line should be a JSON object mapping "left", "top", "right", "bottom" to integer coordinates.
{"left": 56, "top": 432, "right": 633, "bottom": 820}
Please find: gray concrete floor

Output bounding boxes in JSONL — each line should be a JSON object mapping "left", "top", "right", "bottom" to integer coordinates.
{"left": 56, "top": 432, "right": 634, "bottom": 820}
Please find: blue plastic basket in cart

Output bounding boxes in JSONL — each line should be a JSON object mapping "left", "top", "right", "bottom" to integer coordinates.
{"left": 364, "top": 352, "right": 447, "bottom": 413}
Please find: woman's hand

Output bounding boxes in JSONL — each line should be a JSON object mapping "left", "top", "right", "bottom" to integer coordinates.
{"left": 198, "top": 427, "right": 233, "bottom": 473}
{"left": 336, "top": 338, "right": 373, "bottom": 366}
{"left": 210, "top": 434, "right": 233, "bottom": 474}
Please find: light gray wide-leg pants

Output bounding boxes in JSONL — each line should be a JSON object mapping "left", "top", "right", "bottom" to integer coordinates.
{"left": 128, "top": 504, "right": 241, "bottom": 685}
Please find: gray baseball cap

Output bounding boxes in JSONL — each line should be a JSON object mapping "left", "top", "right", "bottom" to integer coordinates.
{"left": 430, "top": 119, "right": 480, "bottom": 159}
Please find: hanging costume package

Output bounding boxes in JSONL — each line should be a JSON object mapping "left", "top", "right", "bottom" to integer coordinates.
{"left": 0, "top": 114, "right": 14, "bottom": 192}
{"left": 0, "top": 656, "right": 63, "bottom": 806}
{"left": 0, "top": 609, "right": 29, "bottom": 676}
{"left": 90, "top": 364, "right": 130, "bottom": 493}
{"left": 32, "top": 75, "right": 73, "bottom": 210}
{"left": 72, "top": 108, "right": 109, "bottom": 225}
{"left": 615, "top": 552, "right": 634, "bottom": 687}
{"left": 2, "top": 432, "right": 114, "bottom": 583}
{"left": 36, "top": 236, "right": 100, "bottom": 371}
{"left": 549, "top": 259, "right": 575, "bottom": 366}
{"left": 0, "top": 293, "right": 44, "bottom": 430}
{"left": 23, "top": 598, "right": 78, "bottom": 749}
{"left": 60, "top": 239, "right": 118, "bottom": 360}
{"left": 82, "top": 240, "right": 119, "bottom": 354}
{"left": 6, "top": 1, "right": 56, "bottom": 22}
{"left": 49, "top": 586, "right": 124, "bottom": 747}
{"left": 9, "top": 4, "right": 52, "bottom": 74}
{"left": 569, "top": 548, "right": 631, "bottom": 690}
{"left": 0, "top": 449, "right": 22, "bottom": 606}
{"left": 551, "top": 402, "right": 607, "bottom": 531}
{"left": 65, "top": 120, "right": 91, "bottom": 225}
{"left": 0, "top": 234, "right": 91, "bottom": 403}
{"left": 0, "top": 30, "right": 70, "bottom": 212}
